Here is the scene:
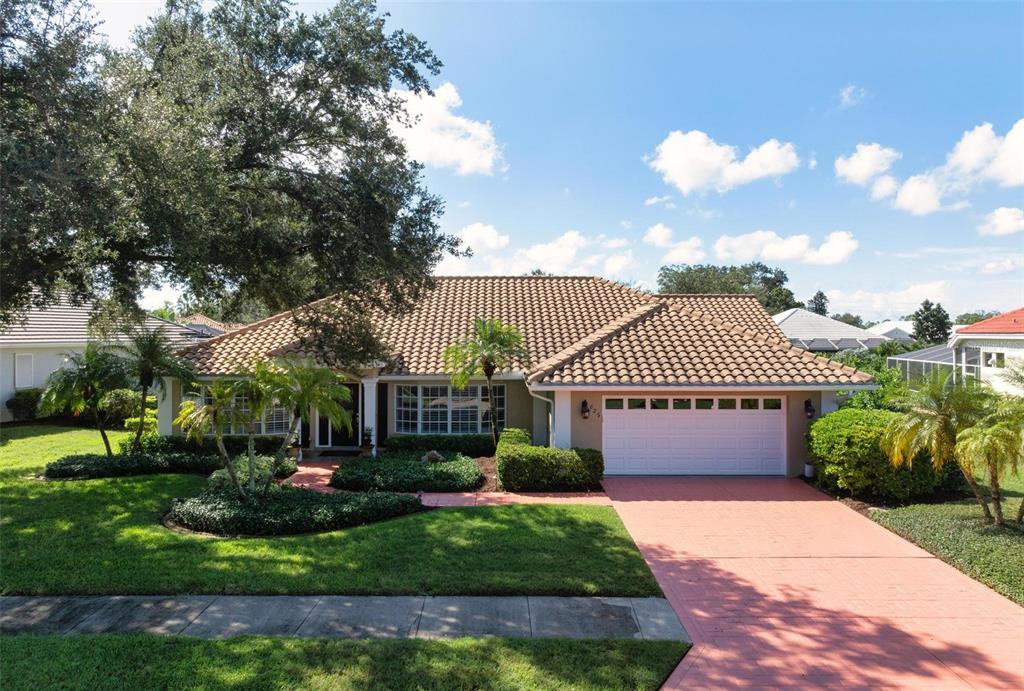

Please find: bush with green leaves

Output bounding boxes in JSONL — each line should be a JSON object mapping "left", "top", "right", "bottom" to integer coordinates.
{"left": 207, "top": 454, "right": 297, "bottom": 491}
{"left": 168, "top": 487, "right": 425, "bottom": 536}
{"left": 121, "top": 433, "right": 284, "bottom": 457}
{"left": 44, "top": 452, "right": 224, "bottom": 479}
{"left": 98, "top": 388, "right": 146, "bottom": 425}
{"left": 384, "top": 434, "right": 495, "bottom": 457}
{"left": 496, "top": 428, "right": 603, "bottom": 491}
{"left": 329, "top": 451, "right": 483, "bottom": 492}
{"left": 809, "top": 408, "right": 957, "bottom": 502}
{"left": 5, "top": 388, "right": 42, "bottom": 421}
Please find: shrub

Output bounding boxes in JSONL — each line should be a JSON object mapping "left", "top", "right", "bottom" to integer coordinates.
{"left": 329, "top": 451, "right": 483, "bottom": 492}
{"left": 496, "top": 428, "right": 604, "bottom": 491}
{"left": 808, "top": 408, "right": 948, "bottom": 502}
{"left": 123, "top": 414, "right": 157, "bottom": 436}
{"left": 5, "top": 388, "right": 42, "bottom": 421}
{"left": 99, "top": 389, "right": 145, "bottom": 425}
{"left": 122, "top": 434, "right": 284, "bottom": 457}
{"left": 168, "top": 487, "right": 425, "bottom": 536}
{"left": 207, "top": 454, "right": 297, "bottom": 491}
{"left": 44, "top": 452, "right": 224, "bottom": 479}
{"left": 384, "top": 434, "right": 495, "bottom": 457}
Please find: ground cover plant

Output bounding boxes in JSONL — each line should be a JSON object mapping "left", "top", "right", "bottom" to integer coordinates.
{"left": 330, "top": 451, "right": 484, "bottom": 492}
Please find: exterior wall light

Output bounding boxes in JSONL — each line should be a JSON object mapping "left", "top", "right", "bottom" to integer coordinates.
{"left": 580, "top": 400, "right": 591, "bottom": 419}
{"left": 804, "top": 399, "right": 816, "bottom": 419}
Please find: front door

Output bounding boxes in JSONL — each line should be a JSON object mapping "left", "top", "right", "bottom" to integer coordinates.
{"left": 316, "top": 383, "right": 360, "bottom": 448}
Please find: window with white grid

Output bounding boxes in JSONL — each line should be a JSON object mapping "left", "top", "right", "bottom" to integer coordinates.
{"left": 421, "top": 385, "right": 449, "bottom": 433}
{"left": 264, "top": 405, "right": 291, "bottom": 434}
{"left": 396, "top": 385, "right": 419, "bottom": 433}
{"left": 393, "top": 384, "right": 506, "bottom": 435}
{"left": 451, "top": 386, "right": 479, "bottom": 434}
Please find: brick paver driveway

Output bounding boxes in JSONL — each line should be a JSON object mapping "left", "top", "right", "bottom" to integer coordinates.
{"left": 605, "top": 477, "right": 1024, "bottom": 689}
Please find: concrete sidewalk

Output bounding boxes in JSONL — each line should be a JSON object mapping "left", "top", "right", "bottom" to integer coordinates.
{"left": 0, "top": 595, "right": 688, "bottom": 641}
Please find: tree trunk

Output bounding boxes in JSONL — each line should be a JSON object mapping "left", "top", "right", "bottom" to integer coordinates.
{"left": 1016, "top": 493, "right": 1023, "bottom": 524}
{"left": 217, "top": 435, "right": 246, "bottom": 500}
{"left": 96, "top": 418, "right": 113, "bottom": 458}
{"left": 278, "top": 414, "right": 300, "bottom": 456}
{"left": 485, "top": 376, "right": 499, "bottom": 449}
{"left": 987, "top": 460, "right": 1003, "bottom": 527}
{"left": 246, "top": 422, "right": 257, "bottom": 494}
{"left": 131, "top": 384, "right": 150, "bottom": 454}
{"left": 959, "top": 463, "right": 994, "bottom": 523}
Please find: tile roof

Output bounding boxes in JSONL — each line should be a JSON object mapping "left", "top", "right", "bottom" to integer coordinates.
{"left": 177, "top": 276, "right": 872, "bottom": 386}
{"left": 773, "top": 308, "right": 890, "bottom": 351}
{"left": 179, "top": 314, "right": 246, "bottom": 336}
{"left": 955, "top": 307, "right": 1024, "bottom": 334}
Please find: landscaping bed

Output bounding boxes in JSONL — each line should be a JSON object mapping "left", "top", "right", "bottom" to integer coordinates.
{"left": 497, "top": 428, "right": 604, "bottom": 492}
{"left": 329, "top": 451, "right": 484, "bottom": 492}
{"left": 169, "top": 487, "right": 424, "bottom": 536}
{"left": 1, "top": 634, "right": 687, "bottom": 691}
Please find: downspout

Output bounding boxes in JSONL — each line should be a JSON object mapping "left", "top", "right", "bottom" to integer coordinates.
{"left": 525, "top": 378, "right": 554, "bottom": 447}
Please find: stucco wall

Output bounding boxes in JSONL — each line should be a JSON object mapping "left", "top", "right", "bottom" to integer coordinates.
{"left": 956, "top": 339, "right": 1024, "bottom": 395}
{"left": 0, "top": 346, "right": 80, "bottom": 422}
{"left": 384, "top": 378, "right": 536, "bottom": 439}
{"left": 567, "top": 389, "right": 822, "bottom": 477}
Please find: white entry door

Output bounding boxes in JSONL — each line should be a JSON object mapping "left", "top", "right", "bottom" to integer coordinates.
{"left": 602, "top": 395, "right": 786, "bottom": 475}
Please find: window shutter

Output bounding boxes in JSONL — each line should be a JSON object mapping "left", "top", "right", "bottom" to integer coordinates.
{"left": 14, "top": 354, "right": 34, "bottom": 389}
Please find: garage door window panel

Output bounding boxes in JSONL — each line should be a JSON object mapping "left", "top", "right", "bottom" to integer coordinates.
{"left": 672, "top": 398, "right": 691, "bottom": 410}
{"left": 695, "top": 398, "right": 714, "bottom": 410}
{"left": 650, "top": 398, "right": 668, "bottom": 410}
{"left": 628, "top": 398, "right": 646, "bottom": 410}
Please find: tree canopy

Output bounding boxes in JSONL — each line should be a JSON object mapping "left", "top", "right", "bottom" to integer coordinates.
{"left": 911, "top": 300, "right": 953, "bottom": 344}
{"left": 656, "top": 262, "right": 802, "bottom": 314}
{"left": 3, "top": 0, "right": 459, "bottom": 357}
{"left": 806, "top": 291, "right": 829, "bottom": 316}
{"left": 954, "top": 310, "right": 1000, "bottom": 325}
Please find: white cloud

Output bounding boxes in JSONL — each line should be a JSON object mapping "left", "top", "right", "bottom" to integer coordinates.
{"left": 870, "top": 175, "right": 898, "bottom": 200}
{"left": 978, "top": 207, "right": 1024, "bottom": 236}
{"left": 602, "top": 237, "right": 630, "bottom": 249}
{"left": 393, "top": 82, "right": 504, "bottom": 175}
{"left": 662, "top": 237, "right": 706, "bottom": 264}
{"left": 457, "top": 222, "right": 509, "bottom": 252}
{"left": 979, "top": 256, "right": 1024, "bottom": 275}
{"left": 894, "top": 174, "right": 943, "bottom": 216}
{"left": 838, "top": 84, "right": 867, "bottom": 110}
{"left": 714, "top": 230, "right": 858, "bottom": 265}
{"left": 644, "top": 195, "right": 672, "bottom": 206}
{"left": 646, "top": 130, "right": 800, "bottom": 195}
{"left": 986, "top": 119, "right": 1024, "bottom": 187}
{"left": 808, "top": 155, "right": 818, "bottom": 170}
{"left": 828, "top": 281, "right": 950, "bottom": 315}
{"left": 642, "top": 223, "right": 675, "bottom": 248}
{"left": 834, "top": 143, "right": 902, "bottom": 186}
{"left": 604, "top": 251, "right": 635, "bottom": 277}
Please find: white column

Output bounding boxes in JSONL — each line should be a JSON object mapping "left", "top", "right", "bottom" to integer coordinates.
{"left": 363, "top": 376, "right": 379, "bottom": 456}
{"left": 157, "top": 377, "right": 175, "bottom": 436}
{"left": 552, "top": 390, "right": 572, "bottom": 449}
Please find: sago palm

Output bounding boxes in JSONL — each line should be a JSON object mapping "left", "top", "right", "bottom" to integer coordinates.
{"left": 39, "top": 343, "right": 131, "bottom": 457}
{"left": 443, "top": 318, "right": 531, "bottom": 447}
{"left": 271, "top": 357, "right": 353, "bottom": 459}
{"left": 113, "top": 326, "right": 195, "bottom": 454}
{"left": 882, "top": 369, "right": 995, "bottom": 522}
{"left": 175, "top": 380, "right": 247, "bottom": 497}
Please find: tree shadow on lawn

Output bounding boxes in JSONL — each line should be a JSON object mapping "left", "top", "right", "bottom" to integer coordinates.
{"left": 1, "top": 474, "right": 660, "bottom": 597}
{"left": 639, "top": 542, "right": 1019, "bottom": 689}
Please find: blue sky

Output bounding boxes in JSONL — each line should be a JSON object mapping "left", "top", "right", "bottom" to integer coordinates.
{"left": 99, "top": 1, "right": 1024, "bottom": 320}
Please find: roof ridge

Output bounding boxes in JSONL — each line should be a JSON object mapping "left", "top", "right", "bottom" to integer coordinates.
{"left": 655, "top": 293, "right": 760, "bottom": 299}
{"left": 526, "top": 302, "right": 665, "bottom": 384}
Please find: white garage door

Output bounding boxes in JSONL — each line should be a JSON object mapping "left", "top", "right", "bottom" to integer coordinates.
{"left": 602, "top": 395, "right": 786, "bottom": 475}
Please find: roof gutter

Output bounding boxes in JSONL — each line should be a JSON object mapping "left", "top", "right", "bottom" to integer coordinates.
{"left": 528, "top": 383, "right": 877, "bottom": 392}
{"left": 525, "top": 379, "right": 554, "bottom": 446}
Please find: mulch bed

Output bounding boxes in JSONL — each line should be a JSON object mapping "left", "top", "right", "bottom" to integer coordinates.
{"left": 475, "top": 456, "right": 498, "bottom": 492}
{"left": 838, "top": 497, "right": 874, "bottom": 516}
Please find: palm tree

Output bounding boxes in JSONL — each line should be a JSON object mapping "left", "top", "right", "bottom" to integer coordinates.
{"left": 883, "top": 369, "right": 995, "bottom": 522}
{"left": 271, "top": 357, "right": 353, "bottom": 460}
{"left": 443, "top": 318, "right": 530, "bottom": 448}
{"left": 113, "top": 326, "right": 195, "bottom": 454}
{"left": 235, "top": 361, "right": 281, "bottom": 493}
{"left": 956, "top": 420, "right": 1019, "bottom": 526}
{"left": 174, "top": 380, "right": 247, "bottom": 497}
{"left": 39, "top": 343, "right": 131, "bottom": 457}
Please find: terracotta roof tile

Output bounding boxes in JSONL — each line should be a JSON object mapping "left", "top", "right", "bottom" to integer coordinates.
{"left": 956, "top": 307, "right": 1024, "bottom": 334}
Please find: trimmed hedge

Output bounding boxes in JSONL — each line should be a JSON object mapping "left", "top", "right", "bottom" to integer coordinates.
{"left": 121, "top": 434, "right": 285, "bottom": 457}
{"left": 329, "top": 451, "right": 483, "bottom": 492}
{"left": 809, "top": 408, "right": 962, "bottom": 503}
{"left": 45, "top": 452, "right": 224, "bottom": 479}
{"left": 207, "top": 455, "right": 298, "bottom": 491}
{"left": 168, "top": 487, "right": 425, "bottom": 536}
{"left": 5, "top": 388, "right": 42, "bottom": 421}
{"left": 496, "top": 428, "right": 604, "bottom": 492}
{"left": 384, "top": 434, "right": 495, "bottom": 458}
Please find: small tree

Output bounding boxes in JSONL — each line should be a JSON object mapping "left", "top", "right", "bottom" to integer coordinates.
{"left": 235, "top": 361, "right": 281, "bottom": 493}
{"left": 807, "top": 291, "right": 829, "bottom": 316}
{"left": 175, "top": 380, "right": 246, "bottom": 498}
{"left": 883, "top": 370, "right": 995, "bottom": 522}
{"left": 39, "top": 343, "right": 130, "bottom": 456}
{"left": 443, "top": 318, "right": 531, "bottom": 448}
{"left": 113, "top": 326, "right": 194, "bottom": 454}
{"left": 911, "top": 300, "right": 952, "bottom": 344}
{"left": 956, "top": 419, "right": 1018, "bottom": 526}
{"left": 271, "top": 357, "right": 353, "bottom": 459}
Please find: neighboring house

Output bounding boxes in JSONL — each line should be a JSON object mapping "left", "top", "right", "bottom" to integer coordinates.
{"left": 161, "top": 277, "right": 873, "bottom": 477}
{"left": 948, "top": 307, "right": 1024, "bottom": 395}
{"left": 773, "top": 308, "right": 890, "bottom": 352}
{"left": 868, "top": 320, "right": 916, "bottom": 343}
{"left": 886, "top": 344, "right": 958, "bottom": 382}
{"left": 0, "top": 300, "right": 205, "bottom": 422}
{"left": 178, "top": 314, "right": 245, "bottom": 338}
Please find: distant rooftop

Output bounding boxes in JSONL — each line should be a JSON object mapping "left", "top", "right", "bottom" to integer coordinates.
{"left": 773, "top": 308, "right": 889, "bottom": 352}
{"left": 955, "top": 307, "right": 1024, "bottom": 335}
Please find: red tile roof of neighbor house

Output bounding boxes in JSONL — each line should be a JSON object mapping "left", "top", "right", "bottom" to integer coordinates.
{"left": 955, "top": 307, "right": 1024, "bottom": 334}
{"left": 176, "top": 276, "right": 872, "bottom": 386}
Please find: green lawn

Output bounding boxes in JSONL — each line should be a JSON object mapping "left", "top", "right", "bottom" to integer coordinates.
{"left": 871, "top": 472, "right": 1024, "bottom": 605}
{"left": 0, "top": 425, "right": 660, "bottom": 596}
{"left": 0, "top": 635, "right": 687, "bottom": 691}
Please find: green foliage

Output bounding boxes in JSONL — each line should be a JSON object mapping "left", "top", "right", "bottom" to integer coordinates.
{"left": 149, "top": 302, "right": 177, "bottom": 322}
{"left": 384, "top": 434, "right": 495, "bottom": 457}
{"left": 269, "top": 356, "right": 354, "bottom": 456}
{"left": 122, "top": 434, "right": 284, "bottom": 457}
{"left": 169, "top": 487, "right": 425, "bottom": 536}
{"left": 806, "top": 290, "right": 829, "bottom": 315}
{"left": 954, "top": 310, "right": 999, "bottom": 325}
{"left": 496, "top": 428, "right": 604, "bottom": 491}
{"left": 5, "top": 388, "right": 43, "bottom": 421}
{"left": 830, "top": 312, "right": 866, "bottom": 328}
{"left": 911, "top": 299, "right": 953, "bottom": 343}
{"left": 44, "top": 453, "right": 223, "bottom": 479}
{"left": 97, "top": 388, "right": 142, "bottom": 424}
{"left": 122, "top": 415, "right": 156, "bottom": 436}
{"left": 831, "top": 347, "right": 908, "bottom": 411}
{"left": 809, "top": 409, "right": 955, "bottom": 502}
{"left": 206, "top": 455, "right": 297, "bottom": 491}
{"left": 330, "top": 452, "right": 483, "bottom": 492}
{"left": 657, "top": 262, "right": 802, "bottom": 313}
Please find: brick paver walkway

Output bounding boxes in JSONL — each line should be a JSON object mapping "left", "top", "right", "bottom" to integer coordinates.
{"left": 604, "top": 476, "right": 1024, "bottom": 689}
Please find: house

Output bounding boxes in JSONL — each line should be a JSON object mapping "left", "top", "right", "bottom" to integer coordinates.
{"left": 948, "top": 307, "right": 1024, "bottom": 395}
{"left": 868, "top": 320, "right": 916, "bottom": 343}
{"left": 1, "top": 299, "right": 205, "bottom": 422}
{"left": 773, "top": 308, "right": 890, "bottom": 352}
{"left": 161, "top": 277, "right": 874, "bottom": 477}
{"left": 178, "top": 314, "right": 246, "bottom": 338}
